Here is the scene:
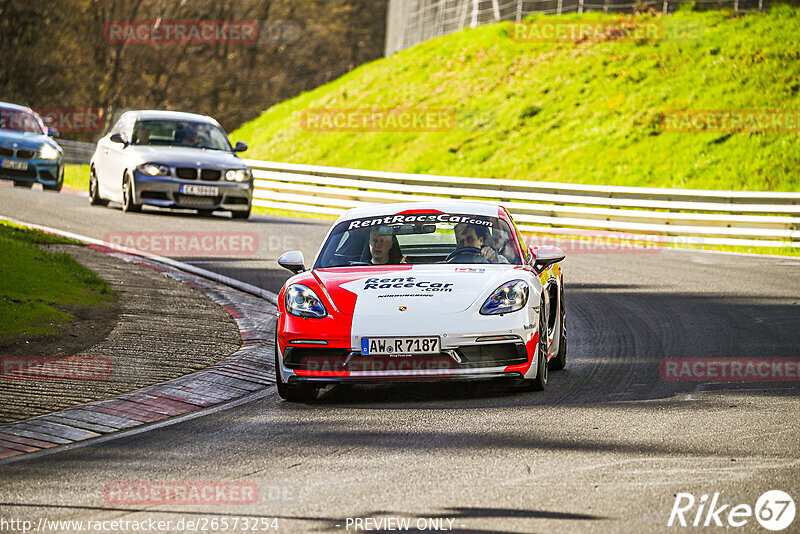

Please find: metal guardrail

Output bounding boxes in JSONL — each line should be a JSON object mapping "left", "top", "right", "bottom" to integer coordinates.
{"left": 57, "top": 143, "right": 797, "bottom": 247}
{"left": 57, "top": 139, "right": 95, "bottom": 165}
{"left": 245, "top": 159, "right": 800, "bottom": 248}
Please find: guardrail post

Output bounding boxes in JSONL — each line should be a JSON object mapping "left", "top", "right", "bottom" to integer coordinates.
{"left": 516, "top": 0, "right": 523, "bottom": 22}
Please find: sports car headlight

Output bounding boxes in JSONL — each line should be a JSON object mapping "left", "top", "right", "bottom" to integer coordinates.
{"left": 37, "top": 144, "right": 61, "bottom": 160}
{"left": 285, "top": 284, "right": 327, "bottom": 318}
{"left": 225, "top": 169, "right": 250, "bottom": 182}
{"left": 138, "top": 163, "right": 169, "bottom": 176}
{"left": 480, "top": 280, "right": 529, "bottom": 315}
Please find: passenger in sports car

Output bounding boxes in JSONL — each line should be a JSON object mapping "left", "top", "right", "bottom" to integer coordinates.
{"left": 368, "top": 226, "right": 403, "bottom": 264}
{"left": 454, "top": 222, "right": 504, "bottom": 263}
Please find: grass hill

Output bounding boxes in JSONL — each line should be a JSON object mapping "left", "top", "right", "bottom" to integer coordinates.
{"left": 233, "top": 5, "right": 800, "bottom": 191}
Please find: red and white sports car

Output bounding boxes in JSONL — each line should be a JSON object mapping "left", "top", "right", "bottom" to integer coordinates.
{"left": 275, "top": 201, "right": 566, "bottom": 401}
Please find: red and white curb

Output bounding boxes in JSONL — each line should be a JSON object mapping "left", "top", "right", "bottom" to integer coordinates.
{"left": 0, "top": 218, "right": 279, "bottom": 464}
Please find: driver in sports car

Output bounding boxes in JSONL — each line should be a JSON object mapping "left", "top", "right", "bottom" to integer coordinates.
{"left": 454, "top": 222, "right": 508, "bottom": 263}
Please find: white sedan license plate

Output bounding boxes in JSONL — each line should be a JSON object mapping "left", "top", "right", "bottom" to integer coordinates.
{"left": 180, "top": 184, "right": 219, "bottom": 196}
{"left": 361, "top": 337, "right": 440, "bottom": 356}
{"left": 1, "top": 159, "right": 28, "bottom": 171}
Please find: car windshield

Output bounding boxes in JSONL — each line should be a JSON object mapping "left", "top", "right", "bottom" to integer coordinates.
{"left": 131, "top": 120, "right": 232, "bottom": 151}
{"left": 0, "top": 108, "right": 45, "bottom": 134}
{"left": 315, "top": 212, "right": 521, "bottom": 268}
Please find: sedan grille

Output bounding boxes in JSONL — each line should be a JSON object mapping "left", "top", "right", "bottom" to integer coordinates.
{"left": 0, "top": 167, "right": 37, "bottom": 178}
{"left": 175, "top": 194, "right": 221, "bottom": 207}
{"left": 0, "top": 147, "right": 13, "bottom": 157}
{"left": 200, "top": 169, "right": 221, "bottom": 181}
{"left": 16, "top": 149, "right": 35, "bottom": 160}
{"left": 175, "top": 167, "right": 198, "bottom": 180}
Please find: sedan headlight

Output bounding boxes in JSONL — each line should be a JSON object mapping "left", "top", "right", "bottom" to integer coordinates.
{"left": 225, "top": 169, "right": 250, "bottom": 182}
{"left": 138, "top": 163, "right": 170, "bottom": 176}
{"left": 37, "top": 144, "right": 61, "bottom": 160}
{"left": 285, "top": 284, "right": 327, "bottom": 318}
{"left": 480, "top": 280, "right": 529, "bottom": 315}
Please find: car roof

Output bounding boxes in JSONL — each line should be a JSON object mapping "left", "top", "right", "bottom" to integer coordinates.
{"left": 128, "top": 110, "right": 220, "bottom": 125}
{"left": 339, "top": 200, "right": 503, "bottom": 221}
{"left": 0, "top": 101, "right": 35, "bottom": 113}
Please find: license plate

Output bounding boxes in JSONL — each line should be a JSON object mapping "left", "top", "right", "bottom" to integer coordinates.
{"left": 1, "top": 159, "right": 28, "bottom": 171}
{"left": 361, "top": 337, "right": 440, "bottom": 356}
{"left": 180, "top": 184, "right": 218, "bottom": 196}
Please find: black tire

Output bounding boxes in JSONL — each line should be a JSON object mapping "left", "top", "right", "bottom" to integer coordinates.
{"left": 231, "top": 205, "right": 251, "bottom": 220}
{"left": 525, "top": 300, "right": 549, "bottom": 391}
{"left": 42, "top": 182, "right": 62, "bottom": 192}
{"left": 549, "top": 284, "right": 567, "bottom": 371}
{"left": 275, "top": 334, "right": 317, "bottom": 403}
{"left": 121, "top": 172, "right": 141, "bottom": 213}
{"left": 13, "top": 181, "right": 33, "bottom": 189}
{"left": 89, "top": 167, "right": 109, "bottom": 206}
{"left": 197, "top": 209, "right": 215, "bottom": 217}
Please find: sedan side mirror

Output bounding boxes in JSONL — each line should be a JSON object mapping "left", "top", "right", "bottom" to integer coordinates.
{"left": 233, "top": 141, "right": 248, "bottom": 153}
{"left": 47, "top": 127, "right": 59, "bottom": 138}
{"left": 110, "top": 133, "right": 126, "bottom": 145}
{"left": 278, "top": 250, "right": 306, "bottom": 274}
{"left": 531, "top": 245, "right": 565, "bottom": 273}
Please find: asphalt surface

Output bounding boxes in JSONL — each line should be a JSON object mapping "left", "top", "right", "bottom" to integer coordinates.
{"left": 1, "top": 184, "right": 799, "bottom": 533}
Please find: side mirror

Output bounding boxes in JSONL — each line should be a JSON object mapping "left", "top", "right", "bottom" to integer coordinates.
{"left": 278, "top": 250, "right": 306, "bottom": 274}
{"left": 110, "top": 133, "right": 126, "bottom": 145}
{"left": 531, "top": 245, "right": 565, "bottom": 273}
{"left": 233, "top": 141, "right": 248, "bottom": 153}
{"left": 47, "top": 127, "right": 59, "bottom": 138}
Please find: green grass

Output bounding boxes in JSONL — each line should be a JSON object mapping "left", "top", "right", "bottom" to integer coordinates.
{"left": 0, "top": 222, "right": 115, "bottom": 341}
{"left": 63, "top": 164, "right": 89, "bottom": 192}
{"left": 233, "top": 5, "right": 800, "bottom": 191}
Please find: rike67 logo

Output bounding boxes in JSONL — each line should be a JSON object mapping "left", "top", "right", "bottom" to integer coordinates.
{"left": 669, "top": 490, "right": 795, "bottom": 531}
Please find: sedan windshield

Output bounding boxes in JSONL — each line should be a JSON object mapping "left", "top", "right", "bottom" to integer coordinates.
{"left": 315, "top": 212, "right": 521, "bottom": 268}
{"left": 131, "top": 120, "right": 232, "bottom": 151}
{"left": 0, "top": 108, "right": 45, "bottom": 134}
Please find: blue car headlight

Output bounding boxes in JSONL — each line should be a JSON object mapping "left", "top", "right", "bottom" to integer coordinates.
{"left": 285, "top": 284, "right": 327, "bottom": 318}
{"left": 480, "top": 280, "right": 529, "bottom": 315}
{"left": 37, "top": 144, "right": 61, "bottom": 160}
{"left": 138, "top": 163, "right": 170, "bottom": 176}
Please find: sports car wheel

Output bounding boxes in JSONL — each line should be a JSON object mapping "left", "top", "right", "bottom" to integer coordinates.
{"left": 89, "top": 168, "right": 109, "bottom": 206}
{"left": 549, "top": 284, "right": 567, "bottom": 371}
{"left": 525, "top": 300, "right": 548, "bottom": 391}
{"left": 275, "top": 337, "right": 317, "bottom": 403}
{"left": 121, "top": 172, "right": 141, "bottom": 213}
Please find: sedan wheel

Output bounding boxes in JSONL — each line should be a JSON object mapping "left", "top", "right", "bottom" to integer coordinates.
{"left": 89, "top": 167, "right": 109, "bottom": 206}
{"left": 121, "top": 172, "right": 141, "bottom": 213}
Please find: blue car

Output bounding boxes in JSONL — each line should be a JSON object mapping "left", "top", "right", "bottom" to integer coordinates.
{"left": 0, "top": 102, "right": 64, "bottom": 192}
